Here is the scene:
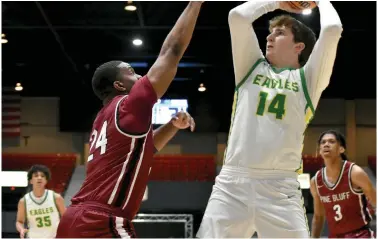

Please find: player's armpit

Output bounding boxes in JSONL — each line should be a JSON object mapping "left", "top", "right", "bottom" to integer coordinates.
{"left": 117, "top": 75, "right": 157, "bottom": 135}
{"left": 303, "top": 1, "right": 343, "bottom": 108}
{"left": 310, "top": 177, "right": 325, "bottom": 238}
{"left": 351, "top": 166, "right": 376, "bottom": 207}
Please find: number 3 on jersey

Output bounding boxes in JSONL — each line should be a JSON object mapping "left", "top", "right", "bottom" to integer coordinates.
{"left": 256, "top": 91, "right": 286, "bottom": 120}
{"left": 333, "top": 204, "right": 343, "bottom": 221}
{"left": 88, "top": 121, "right": 108, "bottom": 162}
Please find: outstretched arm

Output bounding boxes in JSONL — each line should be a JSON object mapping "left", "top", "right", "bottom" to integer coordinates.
{"left": 117, "top": 2, "right": 202, "bottom": 135}
{"left": 304, "top": 1, "right": 343, "bottom": 108}
{"left": 147, "top": 2, "right": 203, "bottom": 98}
{"left": 153, "top": 111, "right": 195, "bottom": 151}
{"left": 228, "top": 1, "right": 279, "bottom": 86}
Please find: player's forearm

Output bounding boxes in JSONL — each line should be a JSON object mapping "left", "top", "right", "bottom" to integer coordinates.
{"left": 16, "top": 221, "right": 25, "bottom": 233}
{"left": 228, "top": 1, "right": 278, "bottom": 85}
{"left": 303, "top": 1, "right": 343, "bottom": 105}
{"left": 159, "top": 2, "right": 202, "bottom": 58}
{"left": 153, "top": 120, "right": 179, "bottom": 151}
{"left": 368, "top": 191, "right": 376, "bottom": 208}
{"left": 319, "top": 1, "right": 343, "bottom": 32}
{"left": 311, "top": 215, "right": 325, "bottom": 238}
{"left": 229, "top": 0, "right": 278, "bottom": 24}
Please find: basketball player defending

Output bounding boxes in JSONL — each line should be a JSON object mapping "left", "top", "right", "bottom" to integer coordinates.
{"left": 197, "top": 1, "right": 343, "bottom": 238}
{"left": 16, "top": 165, "right": 66, "bottom": 239}
{"left": 56, "top": 2, "right": 202, "bottom": 238}
{"left": 311, "top": 130, "right": 376, "bottom": 238}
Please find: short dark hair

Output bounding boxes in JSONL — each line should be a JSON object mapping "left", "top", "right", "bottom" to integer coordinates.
{"left": 92, "top": 60, "right": 123, "bottom": 100}
{"left": 317, "top": 130, "right": 348, "bottom": 161}
{"left": 269, "top": 15, "right": 317, "bottom": 67}
{"left": 27, "top": 164, "right": 51, "bottom": 181}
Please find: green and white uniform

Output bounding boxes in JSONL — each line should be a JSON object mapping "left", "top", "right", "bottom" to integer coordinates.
{"left": 197, "top": 1, "right": 343, "bottom": 238}
{"left": 24, "top": 190, "right": 60, "bottom": 238}
{"left": 224, "top": 59, "right": 314, "bottom": 174}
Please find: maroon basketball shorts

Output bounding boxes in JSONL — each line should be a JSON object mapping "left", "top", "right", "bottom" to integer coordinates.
{"left": 333, "top": 226, "right": 375, "bottom": 238}
{"left": 56, "top": 203, "right": 136, "bottom": 238}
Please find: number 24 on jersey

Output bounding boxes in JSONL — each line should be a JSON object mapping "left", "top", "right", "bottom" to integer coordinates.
{"left": 88, "top": 121, "right": 108, "bottom": 162}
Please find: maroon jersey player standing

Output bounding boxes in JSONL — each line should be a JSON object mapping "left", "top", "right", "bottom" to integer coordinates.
{"left": 56, "top": 2, "right": 203, "bottom": 238}
{"left": 310, "top": 130, "right": 376, "bottom": 238}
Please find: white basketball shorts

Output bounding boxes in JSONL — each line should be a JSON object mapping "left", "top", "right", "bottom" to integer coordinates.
{"left": 196, "top": 165, "right": 310, "bottom": 238}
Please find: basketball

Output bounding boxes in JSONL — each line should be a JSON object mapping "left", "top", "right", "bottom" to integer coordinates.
{"left": 287, "top": 1, "right": 317, "bottom": 10}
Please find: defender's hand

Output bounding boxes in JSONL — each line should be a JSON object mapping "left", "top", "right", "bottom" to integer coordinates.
{"left": 171, "top": 111, "right": 195, "bottom": 132}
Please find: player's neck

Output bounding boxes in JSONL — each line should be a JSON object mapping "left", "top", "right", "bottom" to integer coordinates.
{"left": 325, "top": 158, "right": 344, "bottom": 179}
{"left": 103, "top": 92, "right": 127, "bottom": 105}
{"left": 272, "top": 61, "right": 301, "bottom": 70}
{"left": 32, "top": 188, "right": 46, "bottom": 198}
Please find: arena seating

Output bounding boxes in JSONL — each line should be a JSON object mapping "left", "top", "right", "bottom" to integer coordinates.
{"left": 2, "top": 153, "right": 373, "bottom": 186}
{"left": 149, "top": 155, "right": 216, "bottom": 181}
{"left": 2, "top": 153, "right": 76, "bottom": 194}
{"left": 302, "top": 155, "right": 324, "bottom": 176}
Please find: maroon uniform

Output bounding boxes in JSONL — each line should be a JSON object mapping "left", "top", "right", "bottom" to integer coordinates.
{"left": 315, "top": 161, "right": 374, "bottom": 238}
{"left": 56, "top": 75, "right": 157, "bottom": 238}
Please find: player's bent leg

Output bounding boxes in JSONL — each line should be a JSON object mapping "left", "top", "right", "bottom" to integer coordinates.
{"left": 254, "top": 178, "right": 310, "bottom": 238}
{"left": 196, "top": 175, "right": 255, "bottom": 238}
{"left": 56, "top": 205, "right": 135, "bottom": 238}
{"left": 110, "top": 215, "right": 137, "bottom": 238}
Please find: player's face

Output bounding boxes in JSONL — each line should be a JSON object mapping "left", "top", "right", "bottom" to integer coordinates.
{"left": 266, "top": 26, "right": 303, "bottom": 67}
{"left": 116, "top": 65, "right": 142, "bottom": 93}
{"left": 319, "top": 133, "right": 345, "bottom": 159}
{"left": 30, "top": 171, "right": 47, "bottom": 189}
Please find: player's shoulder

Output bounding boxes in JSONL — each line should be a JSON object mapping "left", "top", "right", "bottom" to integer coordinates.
{"left": 19, "top": 194, "right": 27, "bottom": 204}
{"left": 52, "top": 191, "right": 62, "bottom": 198}
{"left": 349, "top": 163, "right": 367, "bottom": 177}
{"left": 95, "top": 95, "right": 126, "bottom": 119}
{"left": 310, "top": 172, "right": 320, "bottom": 185}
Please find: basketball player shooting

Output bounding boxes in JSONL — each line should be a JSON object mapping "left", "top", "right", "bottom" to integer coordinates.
{"left": 56, "top": 2, "right": 202, "bottom": 238}
{"left": 197, "top": 1, "right": 343, "bottom": 238}
{"left": 311, "top": 130, "right": 376, "bottom": 238}
{"left": 16, "top": 165, "right": 66, "bottom": 239}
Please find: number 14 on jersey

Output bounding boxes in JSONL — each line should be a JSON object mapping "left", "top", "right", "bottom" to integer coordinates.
{"left": 256, "top": 91, "right": 286, "bottom": 120}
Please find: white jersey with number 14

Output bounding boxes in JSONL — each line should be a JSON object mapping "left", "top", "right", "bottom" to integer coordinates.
{"left": 224, "top": 58, "right": 314, "bottom": 173}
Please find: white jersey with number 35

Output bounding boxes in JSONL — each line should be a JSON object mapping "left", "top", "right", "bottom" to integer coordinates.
{"left": 24, "top": 190, "right": 60, "bottom": 239}
{"left": 224, "top": 58, "right": 315, "bottom": 173}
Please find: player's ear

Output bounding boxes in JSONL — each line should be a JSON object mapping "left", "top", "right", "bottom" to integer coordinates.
{"left": 295, "top": 42, "right": 305, "bottom": 54}
{"left": 339, "top": 146, "right": 345, "bottom": 154}
{"left": 113, "top": 81, "right": 127, "bottom": 92}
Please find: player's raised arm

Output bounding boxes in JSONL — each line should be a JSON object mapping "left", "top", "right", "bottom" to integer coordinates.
{"left": 147, "top": 2, "right": 203, "bottom": 99}
{"left": 303, "top": 1, "right": 343, "bottom": 107}
{"left": 228, "top": 1, "right": 279, "bottom": 86}
{"left": 310, "top": 177, "right": 326, "bottom": 238}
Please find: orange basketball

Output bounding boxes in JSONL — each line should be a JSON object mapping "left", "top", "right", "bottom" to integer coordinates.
{"left": 287, "top": 1, "right": 317, "bottom": 10}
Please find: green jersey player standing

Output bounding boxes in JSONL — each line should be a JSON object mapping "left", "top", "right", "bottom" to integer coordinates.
{"left": 197, "top": 1, "right": 343, "bottom": 238}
